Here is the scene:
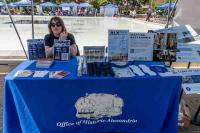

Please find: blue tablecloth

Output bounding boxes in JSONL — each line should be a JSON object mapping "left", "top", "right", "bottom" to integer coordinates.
{"left": 3, "top": 58, "right": 182, "bottom": 133}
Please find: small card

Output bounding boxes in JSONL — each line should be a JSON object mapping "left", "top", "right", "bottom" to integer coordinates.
{"left": 33, "top": 70, "right": 49, "bottom": 78}
{"left": 49, "top": 71, "right": 70, "bottom": 79}
{"left": 14, "top": 70, "right": 34, "bottom": 77}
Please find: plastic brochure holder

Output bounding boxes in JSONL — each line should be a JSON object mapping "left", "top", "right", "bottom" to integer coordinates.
{"left": 77, "top": 56, "right": 87, "bottom": 76}
{"left": 87, "top": 62, "right": 114, "bottom": 77}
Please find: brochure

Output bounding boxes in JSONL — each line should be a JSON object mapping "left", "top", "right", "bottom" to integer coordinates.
{"left": 14, "top": 70, "right": 34, "bottom": 77}
{"left": 83, "top": 46, "right": 105, "bottom": 62}
{"left": 27, "top": 39, "right": 46, "bottom": 60}
{"left": 33, "top": 70, "right": 49, "bottom": 78}
{"left": 128, "top": 32, "right": 154, "bottom": 61}
{"left": 171, "top": 69, "right": 200, "bottom": 77}
{"left": 49, "top": 71, "right": 70, "bottom": 79}
{"left": 112, "top": 66, "right": 135, "bottom": 78}
{"left": 53, "top": 40, "right": 70, "bottom": 61}
{"left": 108, "top": 29, "right": 129, "bottom": 62}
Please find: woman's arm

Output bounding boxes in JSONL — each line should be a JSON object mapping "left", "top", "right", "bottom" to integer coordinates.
{"left": 70, "top": 44, "right": 78, "bottom": 56}
{"left": 45, "top": 46, "right": 53, "bottom": 58}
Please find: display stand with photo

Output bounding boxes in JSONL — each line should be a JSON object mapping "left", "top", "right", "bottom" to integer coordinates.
{"left": 108, "top": 30, "right": 129, "bottom": 62}
{"left": 27, "top": 39, "right": 46, "bottom": 60}
{"left": 53, "top": 40, "right": 70, "bottom": 61}
{"left": 153, "top": 32, "right": 177, "bottom": 62}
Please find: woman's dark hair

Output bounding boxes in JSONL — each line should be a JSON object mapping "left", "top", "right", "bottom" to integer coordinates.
{"left": 48, "top": 16, "right": 66, "bottom": 33}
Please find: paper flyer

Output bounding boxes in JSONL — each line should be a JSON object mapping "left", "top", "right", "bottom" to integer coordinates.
{"left": 128, "top": 32, "right": 154, "bottom": 61}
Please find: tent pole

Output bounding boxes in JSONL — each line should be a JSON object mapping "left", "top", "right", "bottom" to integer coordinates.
{"left": 165, "top": 0, "right": 179, "bottom": 28}
{"left": 31, "top": 0, "right": 34, "bottom": 39}
{"left": 165, "top": 0, "right": 172, "bottom": 28}
{"left": 3, "top": 0, "right": 28, "bottom": 59}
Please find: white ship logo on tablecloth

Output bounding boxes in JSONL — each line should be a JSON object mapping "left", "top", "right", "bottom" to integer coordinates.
{"left": 75, "top": 93, "right": 124, "bottom": 119}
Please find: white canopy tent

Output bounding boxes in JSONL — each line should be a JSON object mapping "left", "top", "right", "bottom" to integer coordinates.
{"left": 174, "top": 0, "right": 200, "bottom": 34}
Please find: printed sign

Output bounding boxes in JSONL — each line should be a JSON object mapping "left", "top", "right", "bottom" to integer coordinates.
{"left": 128, "top": 32, "right": 154, "bottom": 61}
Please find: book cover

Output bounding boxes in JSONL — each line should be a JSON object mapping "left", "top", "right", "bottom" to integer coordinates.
{"left": 27, "top": 39, "right": 46, "bottom": 60}
{"left": 108, "top": 29, "right": 129, "bottom": 62}
{"left": 53, "top": 40, "right": 70, "bottom": 61}
{"left": 83, "top": 46, "right": 105, "bottom": 62}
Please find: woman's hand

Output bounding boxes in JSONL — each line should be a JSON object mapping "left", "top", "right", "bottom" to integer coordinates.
{"left": 45, "top": 46, "right": 53, "bottom": 58}
{"left": 59, "top": 31, "right": 68, "bottom": 40}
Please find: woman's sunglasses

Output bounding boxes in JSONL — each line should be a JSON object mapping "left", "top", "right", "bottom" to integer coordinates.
{"left": 51, "top": 22, "right": 61, "bottom": 27}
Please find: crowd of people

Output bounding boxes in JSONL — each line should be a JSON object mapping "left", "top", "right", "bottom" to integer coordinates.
{"left": 0, "top": 7, "right": 97, "bottom": 16}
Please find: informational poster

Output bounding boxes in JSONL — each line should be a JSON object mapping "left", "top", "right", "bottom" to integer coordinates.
{"left": 108, "top": 30, "right": 129, "bottom": 62}
{"left": 53, "top": 40, "right": 70, "bottom": 61}
{"left": 27, "top": 39, "right": 46, "bottom": 60}
{"left": 83, "top": 46, "right": 105, "bottom": 62}
{"left": 128, "top": 32, "right": 154, "bottom": 61}
{"left": 176, "top": 41, "right": 200, "bottom": 62}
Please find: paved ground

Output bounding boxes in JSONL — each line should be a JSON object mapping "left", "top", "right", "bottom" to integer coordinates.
{"left": 0, "top": 73, "right": 199, "bottom": 132}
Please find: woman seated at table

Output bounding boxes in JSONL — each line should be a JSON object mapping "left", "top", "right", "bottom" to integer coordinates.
{"left": 44, "top": 16, "right": 80, "bottom": 58}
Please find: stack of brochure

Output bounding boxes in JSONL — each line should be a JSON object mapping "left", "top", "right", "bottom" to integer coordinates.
{"left": 36, "top": 59, "right": 54, "bottom": 68}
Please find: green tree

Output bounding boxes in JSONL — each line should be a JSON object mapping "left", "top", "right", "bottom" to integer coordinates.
{"left": 89, "top": 0, "right": 107, "bottom": 9}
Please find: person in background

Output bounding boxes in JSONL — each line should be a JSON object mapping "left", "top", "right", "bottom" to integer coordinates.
{"left": 44, "top": 16, "right": 79, "bottom": 58}
{"left": 132, "top": 9, "right": 137, "bottom": 19}
{"left": 146, "top": 8, "right": 152, "bottom": 21}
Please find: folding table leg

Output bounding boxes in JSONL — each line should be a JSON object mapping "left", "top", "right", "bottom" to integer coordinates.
{"left": 191, "top": 105, "right": 200, "bottom": 126}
